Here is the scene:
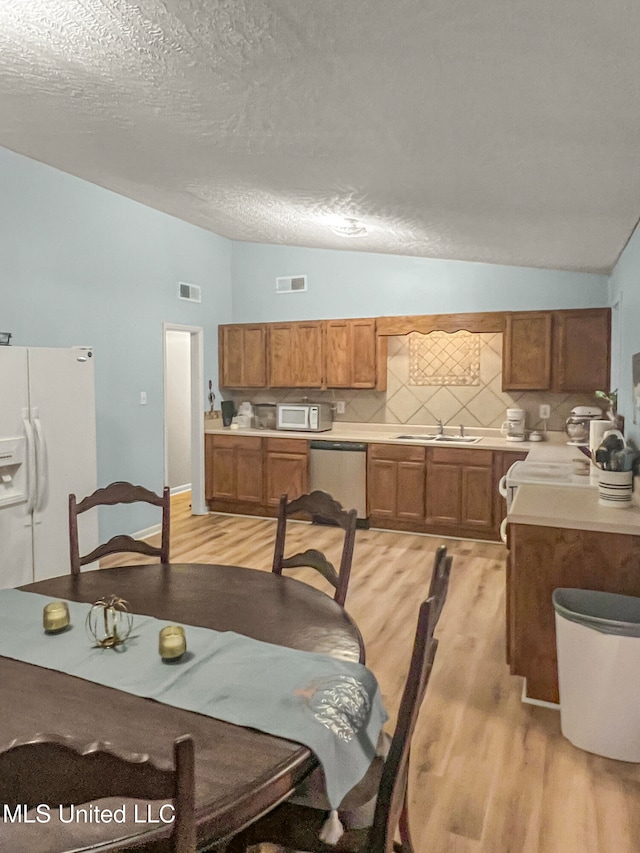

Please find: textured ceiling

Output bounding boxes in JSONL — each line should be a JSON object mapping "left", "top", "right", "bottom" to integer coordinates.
{"left": 1, "top": 0, "right": 640, "bottom": 273}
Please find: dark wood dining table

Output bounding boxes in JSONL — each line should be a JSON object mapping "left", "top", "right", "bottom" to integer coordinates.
{"left": 3, "top": 563, "right": 364, "bottom": 851}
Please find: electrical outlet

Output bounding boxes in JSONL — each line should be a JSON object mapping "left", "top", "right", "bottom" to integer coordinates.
{"left": 140, "top": 391, "right": 147, "bottom": 405}
{"left": 336, "top": 401, "right": 346, "bottom": 414}
{"left": 539, "top": 404, "right": 551, "bottom": 419}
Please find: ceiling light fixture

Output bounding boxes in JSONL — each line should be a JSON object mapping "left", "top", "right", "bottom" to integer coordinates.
{"left": 329, "top": 217, "right": 368, "bottom": 237}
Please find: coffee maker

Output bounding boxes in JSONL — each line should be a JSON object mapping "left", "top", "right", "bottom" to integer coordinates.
{"left": 501, "top": 407, "right": 526, "bottom": 442}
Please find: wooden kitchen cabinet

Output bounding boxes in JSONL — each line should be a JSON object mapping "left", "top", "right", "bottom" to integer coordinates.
{"left": 269, "top": 321, "right": 324, "bottom": 387}
{"left": 553, "top": 308, "right": 611, "bottom": 393}
{"left": 502, "top": 312, "right": 553, "bottom": 390}
{"left": 264, "top": 438, "right": 309, "bottom": 506}
{"left": 219, "top": 324, "right": 268, "bottom": 388}
{"left": 509, "top": 523, "right": 640, "bottom": 704}
{"left": 425, "top": 447, "right": 494, "bottom": 534}
{"left": 367, "top": 443, "right": 426, "bottom": 523}
{"left": 206, "top": 434, "right": 263, "bottom": 504}
{"left": 503, "top": 307, "right": 610, "bottom": 392}
{"left": 325, "top": 318, "right": 385, "bottom": 389}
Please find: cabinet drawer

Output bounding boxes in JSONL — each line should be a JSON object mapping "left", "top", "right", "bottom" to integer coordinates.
{"left": 266, "top": 437, "right": 309, "bottom": 455}
{"left": 212, "top": 435, "right": 263, "bottom": 451}
{"left": 428, "top": 447, "right": 493, "bottom": 466}
{"left": 369, "top": 443, "right": 426, "bottom": 462}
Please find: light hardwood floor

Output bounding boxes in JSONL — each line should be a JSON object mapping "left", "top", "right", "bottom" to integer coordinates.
{"left": 107, "top": 493, "right": 640, "bottom": 852}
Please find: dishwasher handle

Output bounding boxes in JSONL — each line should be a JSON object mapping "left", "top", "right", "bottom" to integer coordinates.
{"left": 309, "top": 440, "right": 367, "bottom": 452}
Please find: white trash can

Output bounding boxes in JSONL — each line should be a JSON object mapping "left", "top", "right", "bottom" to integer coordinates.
{"left": 553, "top": 588, "right": 640, "bottom": 762}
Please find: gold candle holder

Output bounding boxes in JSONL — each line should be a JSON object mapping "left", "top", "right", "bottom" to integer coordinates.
{"left": 43, "top": 601, "right": 70, "bottom": 633}
{"left": 159, "top": 625, "right": 187, "bottom": 660}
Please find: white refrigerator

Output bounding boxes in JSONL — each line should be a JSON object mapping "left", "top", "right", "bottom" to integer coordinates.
{"left": 0, "top": 346, "right": 98, "bottom": 588}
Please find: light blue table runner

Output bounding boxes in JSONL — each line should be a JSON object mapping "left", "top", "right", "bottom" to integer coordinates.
{"left": 0, "top": 589, "right": 387, "bottom": 811}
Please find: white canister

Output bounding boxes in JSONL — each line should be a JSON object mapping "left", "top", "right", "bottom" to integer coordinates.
{"left": 598, "top": 469, "right": 633, "bottom": 508}
{"left": 589, "top": 419, "right": 614, "bottom": 461}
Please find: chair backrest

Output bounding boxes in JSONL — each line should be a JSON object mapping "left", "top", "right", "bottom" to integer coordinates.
{"left": 0, "top": 733, "right": 196, "bottom": 852}
{"left": 369, "top": 597, "right": 439, "bottom": 853}
{"left": 427, "top": 544, "right": 453, "bottom": 628}
{"left": 69, "top": 481, "right": 170, "bottom": 575}
{"left": 271, "top": 490, "right": 357, "bottom": 606}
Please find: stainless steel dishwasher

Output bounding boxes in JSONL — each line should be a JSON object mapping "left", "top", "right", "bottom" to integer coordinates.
{"left": 309, "top": 440, "right": 368, "bottom": 525}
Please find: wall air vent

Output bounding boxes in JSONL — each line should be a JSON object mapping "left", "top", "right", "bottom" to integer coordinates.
{"left": 178, "top": 282, "right": 201, "bottom": 303}
{"left": 276, "top": 275, "right": 307, "bottom": 294}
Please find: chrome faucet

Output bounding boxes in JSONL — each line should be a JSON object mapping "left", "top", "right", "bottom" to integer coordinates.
{"left": 436, "top": 419, "right": 444, "bottom": 435}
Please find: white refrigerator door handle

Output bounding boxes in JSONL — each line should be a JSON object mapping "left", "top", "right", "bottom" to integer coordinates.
{"left": 22, "top": 417, "right": 37, "bottom": 516}
{"left": 33, "top": 416, "right": 48, "bottom": 514}
{"left": 498, "top": 474, "right": 508, "bottom": 498}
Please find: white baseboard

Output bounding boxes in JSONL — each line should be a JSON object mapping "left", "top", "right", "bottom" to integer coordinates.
{"left": 521, "top": 680, "right": 560, "bottom": 710}
{"left": 170, "top": 484, "right": 191, "bottom": 496}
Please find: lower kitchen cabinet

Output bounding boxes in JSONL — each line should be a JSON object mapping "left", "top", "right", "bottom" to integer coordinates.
{"left": 509, "top": 523, "right": 640, "bottom": 704}
{"left": 205, "top": 434, "right": 263, "bottom": 504}
{"left": 264, "top": 438, "right": 309, "bottom": 506}
{"left": 205, "top": 434, "right": 309, "bottom": 516}
{"left": 425, "top": 447, "right": 495, "bottom": 534}
{"left": 367, "top": 443, "right": 426, "bottom": 523}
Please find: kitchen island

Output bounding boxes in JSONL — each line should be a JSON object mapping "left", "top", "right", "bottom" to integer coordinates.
{"left": 508, "top": 481, "right": 640, "bottom": 705}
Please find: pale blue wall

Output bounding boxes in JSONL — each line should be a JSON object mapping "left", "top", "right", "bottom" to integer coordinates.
{"left": 609, "top": 224, "right": 640, "bottom": 448}
{"left": 230, "top": 242, "right": 609, "bottom": 322}
{"left": 0, "top": 147, "right": 232, "bottom": 539}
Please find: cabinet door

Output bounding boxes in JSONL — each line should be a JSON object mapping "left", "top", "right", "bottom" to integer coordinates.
{"left": 265, "top": 452, "right": 309, "bottom": 506}
{"left": 220, "top": 326, "right": 244, "bottom": 388}
{"left": 242, "top": 326, "right": 268, "bottom": 387}
{"left": 425, "top": 463, "right": 461, "bottom": 525}
{"left": 396, "top": 461, "right": 426, "bottom": 521}
{"left": 367, "top": 458, "right": 398, "bottom": 517}
{"left": 269, "top": 324, "right": 296, "bottom": 387}
{"left": 293, "top": 322, "right": 324, "bottom": 387}
{"left": 236, "top": 448, "right": 263, "bottom": 503}
{"left": 502, "top": 312, "right": 553, "bottom": 390}
{"left": 553, "top": 308, "right": 610, "bottom": 393}
{"left": 325, "top": 321, "right": 351, "bottom": 387}
{"left": 219, "top": 325, "right": 267, "bottom": 388}
{"left": 461, "top": 465, "right": 494, "bottom": 530}
{"left": 325, "top": 318, "right": 377, "bottom": 389}
{"left": 350, "top": 319, "right": 377, "bottom": 388}
{"left": 210, "top": 445, "right": 236, "bottom": 500}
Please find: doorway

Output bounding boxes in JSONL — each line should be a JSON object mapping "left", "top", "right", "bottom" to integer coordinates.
{"left": 163, "top": 323, "right": 206, "bottom": 515}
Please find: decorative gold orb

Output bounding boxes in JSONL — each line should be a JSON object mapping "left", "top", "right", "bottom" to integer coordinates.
{"left": 86, "top": 595, "right": 133, "bottom": 649}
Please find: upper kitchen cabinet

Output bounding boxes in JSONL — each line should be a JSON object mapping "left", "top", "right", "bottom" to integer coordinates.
{"left": 502, "top": 308, "right": 610, "bottom": 393}
{"left": 325, "top": 318, "right": 386, "bottom": 390}
{"left": 553, "top": 308, "right": 611, "bottom": 393}
{"left": 502, "top": 313, "right": 552, "bottom": 390}
{"left": 219, "top": 324, "right": 268, "bottom": 388}
{"left": 269, "top": 321, "right": 324, "bottom": 387}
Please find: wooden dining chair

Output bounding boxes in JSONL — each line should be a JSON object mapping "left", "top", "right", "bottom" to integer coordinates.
{"left": 427, "top": 544, "right": 453, "bottom": 628}
{"left": 0, "top": 732, "right": 196, "bottom": 852}
{"left": 272, "top": 490, "right": 358, "bottom": 606}
{"left": 69, "top": 481, "right": 170, "bottom": 574}
{"left": 225, "top": 596, "right": 439, "bottom": 853}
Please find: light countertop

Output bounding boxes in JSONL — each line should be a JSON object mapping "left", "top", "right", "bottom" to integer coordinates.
{"left": 509, "top": 482, "right": 640, "bottom": 535}
{"left": 204, "top": 419, "right": 570, "bottom": 453}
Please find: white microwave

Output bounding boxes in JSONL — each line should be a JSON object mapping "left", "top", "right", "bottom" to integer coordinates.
{"left": 276, "top": 402, "right": 333, "bottom": 432}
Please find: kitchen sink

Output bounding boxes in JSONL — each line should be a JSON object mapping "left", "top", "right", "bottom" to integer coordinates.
{"left": 394, "top": 434, "right": 482, "bottom": 444}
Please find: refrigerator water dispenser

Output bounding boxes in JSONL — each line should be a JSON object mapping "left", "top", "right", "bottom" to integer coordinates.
{"left": 0, "top": 437, "right": 26, "bottom": 507}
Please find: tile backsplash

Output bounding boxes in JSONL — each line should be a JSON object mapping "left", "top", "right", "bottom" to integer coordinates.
{"left": 229, "top": 333, "right": 600, "bottom": 433}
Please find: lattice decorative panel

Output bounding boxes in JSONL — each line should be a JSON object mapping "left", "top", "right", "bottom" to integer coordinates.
{"left": 408, "top": 331, "right": 481, "bottom": 386}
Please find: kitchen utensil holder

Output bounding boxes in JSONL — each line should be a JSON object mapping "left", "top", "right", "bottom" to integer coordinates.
{"left": 598, "top": 469, "right": 633, "bottom": 508}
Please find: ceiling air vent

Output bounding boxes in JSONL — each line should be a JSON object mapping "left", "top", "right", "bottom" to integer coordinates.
{"left": 178, "top": 282, "right": 201, "bottom": 303}
{"left": 276, "top": 275, "right": 307, "bottom": 294}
